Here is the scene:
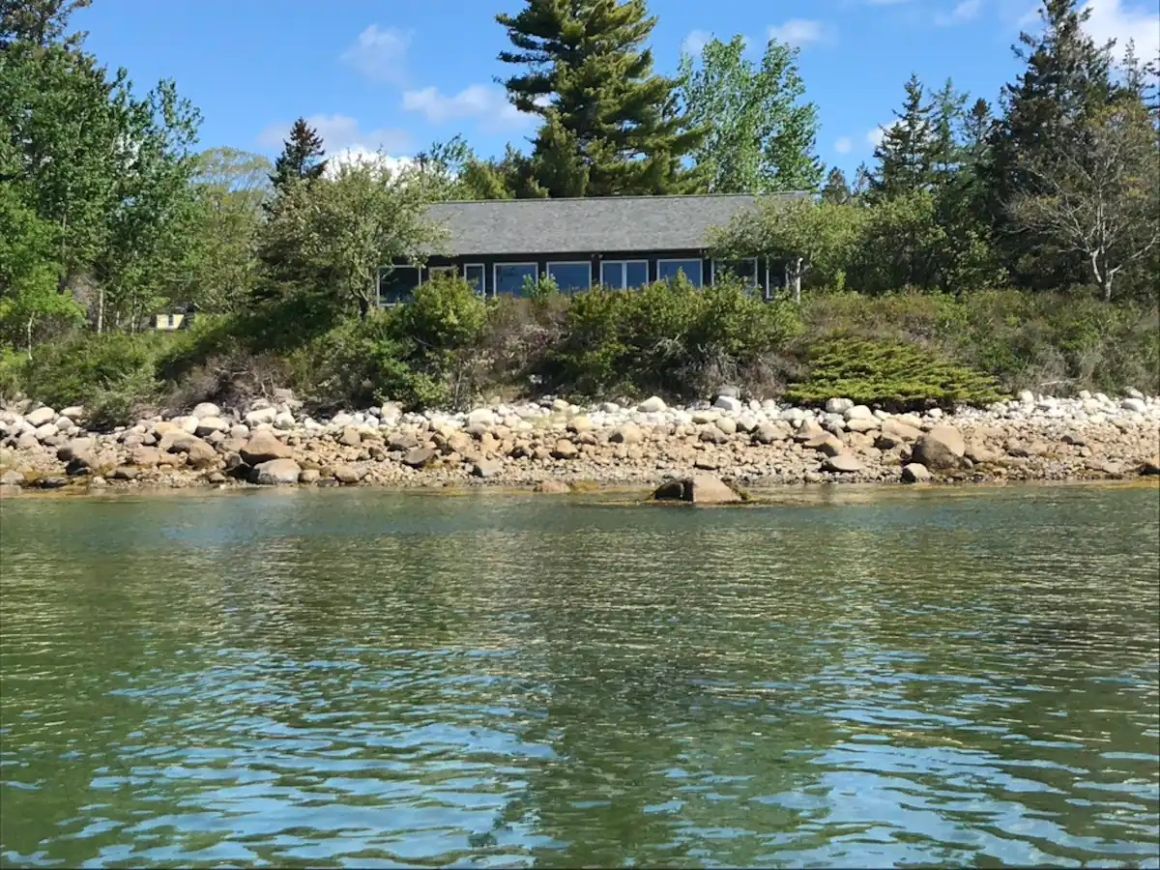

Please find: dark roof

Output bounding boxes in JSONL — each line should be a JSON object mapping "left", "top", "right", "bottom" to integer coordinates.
{"left": 424, "top": 193, "right": 800, "bottom": 257}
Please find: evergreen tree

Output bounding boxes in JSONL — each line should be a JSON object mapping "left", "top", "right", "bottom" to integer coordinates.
{"left": 678, "top": 35, "right": 822, "bottom": 193}
{"left": 0, "top": 0, "right": 89, "bottom": 49}
{"left": 269, "top": 118, "right": 326, "bottom": 194}
{"left": 929, "top": 79, "right": 968, "bottom": 184}
{"left": 820, "top": 167, "right": 851, "bottom": 205}
{"left": 987, "top": 0, "right": 1119, "bottom": 287}
{"left": 496, "top": 0, "right": 701, "bottom": 196}
{"left": 871, "top": 74, "right": 935, "bottom": 198}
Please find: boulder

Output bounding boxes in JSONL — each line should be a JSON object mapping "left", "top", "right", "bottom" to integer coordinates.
{"left": 652, "top": 474, "right": 742, "bottom": 505}
{"left": 244, "top": 407, "right": 278, "bottom": 427}
{"left": 273, "top": 411, "right": 296, "bottom": 430}
{"left": 59, "top": 405, "right": 85, "bottom": 421}
{"left": 388, "top": 431, "right": 419, "bottom": 451}
{"left": 56, "top": 437, "right": 95, "bottom": 463}
{"left": 194, "top": 416, "right": 229, "bottom": 437}
{"left": 610, "top": 423, "right": 644, "bottom": 445}
{"left": 185, "top": 439, "right": 219, "bottom": 469}
{"left": 843, "top": 404, "right": 874, "bottom": 421}
{"left": 330, "top": 464, "right": 365, "bottom": 484}
{"left": 880, "top": 418, "right": 923, "bottom": 442}
{"left": 239, "top": 431, "right": 292, "bottom": 465}
{"left": 911, "top": 425, "right": 965, "bottom": 470}
{"left": 191, "top": 402, "right": 222, "bottom": 419}
{"left": 964, "top": 440, "right": 999, "bottom": 464}
{"left": 472, "top": 459, "right": 503, "bottom": 479}
{"left": 467, "top": 408, "right": 497, "bottom": 427}
{"left": 339, "top": 427, "right": 362, "bottom": 448}
{"left": 129, "top": 446, "right": 162, "bottom": 467}
{"left": 112, "top": 466, "right": 139, "bottom": 481}
{"left": 824, "top": 398, "right": 853, "bottom": 415}
{"left": 804, "top": 433, "right": 845, "bottom": 457}
{"left": 403, "top": 446, "right": 437, "bottom": 468}
{"left": 551, "top": 438, "right": 579, "bottom": 459}
{"left": 0, "top": 469, "right": 24, "bottom": 486}
{"left": 823, "top": 453, "right": 863, "bottom": 473}
{"left": 1121, "top": 398, "right": 1147, "bottom": 413}
{"left": 713, "top": 395, "right": 743, "bottom": 413}
{"left": 1138, "top": 458, "right": 1160, "bottom": 476}
{"left": 753, "top": 422, "right": 787, "bottom": 445}
{"left": 173, "top": 415, "right": 200, "bottom": 435}
{"left": 251, "top": 458, "right": 301, "bottom": 486}
{"left": 638, "top": 396, "right": 666, "bottom": 413}
{"left": 566, "top": 415, "right": 593, "bottom": 433}
{"left": 901, "top": 462, "right": 932, "bottom": 483}
{"left": 298, "top": 468, "right": 321, "bottom": 484}
{"left": 714, "top": 416, "right": 737, "bottom": 436}
{"left": 24, "top": 407, "right": 56, "bottom": 427}
{"left": 34, "top": 423, "right": 58, "bottom": 441}
{"left": 844, "top": 417, "right": 879, "bottom": 433}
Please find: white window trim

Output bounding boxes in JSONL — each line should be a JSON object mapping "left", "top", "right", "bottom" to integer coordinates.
{"left": 711, "top": 258, "right": 760, "bottom": 289}
{"left": 546, "top": 260, "right": 592, "bottom": 293}
{"left": 428, "top": 265, "right": 457, "bottom": 281}
{"left": 378, "top": 264, "right": 422, "bottom": 307}
{"left": 493, "top": 262, "right": 540, "bottom": 296}
{"left": 463, "top": 262, "right": 487, "bottom": 297}
{"left": 600, "top": 259, "right": 649, "bottom": 290}
{"left": 657, "top": 258, "right": 704, "bottom": 287}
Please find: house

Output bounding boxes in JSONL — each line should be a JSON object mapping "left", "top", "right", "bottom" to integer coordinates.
{"left": 378, "top": 193, "right": 800, "bottom": 305}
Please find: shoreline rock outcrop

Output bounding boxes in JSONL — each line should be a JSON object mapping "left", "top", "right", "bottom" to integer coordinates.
{"left": 1, "top": 388, "right": 1158, "bottom": 497}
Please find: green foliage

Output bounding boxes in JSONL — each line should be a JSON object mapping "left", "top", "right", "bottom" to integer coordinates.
{"left": 496, "top": 0, "right": 703, "bottom": 196}
{"left": 268, "top": 118, "right": 326, "bottom": 195}
{"left": 19, "top": 332, "right": 171, "bottom": 427}
{"left": 786, "top": 336, "right": 1004, "bottom": 410}
{"left": 678, "top": 35, "right": 822, "bottom": 193}
{"left": 547, "top": 277, "right": 803, "bottom": 397}
{"left": 522, "top": 272, "right": 560, "bottom": 302}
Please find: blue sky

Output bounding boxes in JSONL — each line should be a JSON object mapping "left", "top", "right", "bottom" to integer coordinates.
{"left": 75, "top": 0, "right": 1159, "bottom": 177}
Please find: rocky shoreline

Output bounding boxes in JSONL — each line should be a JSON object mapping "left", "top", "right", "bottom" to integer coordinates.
{"left": 1, "top": 389, "right": 1158, "bottom": 499}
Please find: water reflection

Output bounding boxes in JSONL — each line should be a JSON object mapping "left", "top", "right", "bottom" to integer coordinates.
{"left": 1, "top": 485, "right": 1157, "bottom": 867}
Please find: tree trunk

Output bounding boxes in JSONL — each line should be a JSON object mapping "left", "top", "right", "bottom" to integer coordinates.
{"left": 792, "top": 258, "right": 803, "bottom": 304}
{"left": 26, "top": 315, "right": 34, "bottom": 361}
{"left": 96, "top": 286, "right": 105, "bottom": 334}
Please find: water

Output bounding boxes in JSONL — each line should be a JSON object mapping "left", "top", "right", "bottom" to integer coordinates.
{"left": 1, "top": 484, "right": 1158, "bottom": 868}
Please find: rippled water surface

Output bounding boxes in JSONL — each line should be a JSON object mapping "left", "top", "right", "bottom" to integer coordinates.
{"left": 1, "top": 485, "right": 1158, "bottom": 868}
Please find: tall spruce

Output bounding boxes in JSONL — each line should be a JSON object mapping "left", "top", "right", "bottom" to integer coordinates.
{"left": 986, "top": 0, "right": 1119, "bottom": 287}
{"left": 820, "top": 167, "right": 852, "bottom": 205}
{"left": 496, "top": 0, "right": 701, "bottom": 196}
{"left": 871, "top": 74, "right": 935, "bottom": 197}
{"left": 269, "top": 118, "right": 326, "bottom": 194}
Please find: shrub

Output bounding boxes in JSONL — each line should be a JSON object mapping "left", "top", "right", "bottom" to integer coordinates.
{"left": 786, "top": 336, "right": 1004, "bottom": 410}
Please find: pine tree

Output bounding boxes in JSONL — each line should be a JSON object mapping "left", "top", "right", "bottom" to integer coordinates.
{"left": 496, "top": 0, "right": 702, "bottom": 196}
{"left": 820, "top": 167, "right": 851, "bottom": 205}
{"left": 987, "top": 0, "right": 1119, "bottom": 288}
{"left": 929, "top": 79, "right": 968, "bottom": 184}
{"left": 871, "top": 74, "right": 935, "bottom": 198}
{"left": 268, "top": 118, "right": 326, "bottom": 194}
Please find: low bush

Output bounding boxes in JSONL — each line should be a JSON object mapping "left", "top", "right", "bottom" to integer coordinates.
{"left": 786, "top": 337, "right": 1003, "bottom": 410}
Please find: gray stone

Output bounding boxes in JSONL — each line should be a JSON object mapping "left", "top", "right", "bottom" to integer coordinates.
{"left": 339, "top": 426, "right": 362, "bottom": 448}
{"left": 298, "top": 468, "right": 321, "bottom": 484}
{"left": 34, "top": 423, "right": 58, "bottom": 441}
{"left": 824, "top": 398, "right": 853, "bottom": 414}
{"left": 173, "top": 415, "right": 200, "bottom": 434}
{"left": 714, "top": 416, "right": 737, "bottom": 436}
{"left": 753, "top": 422, "right": 786, "bottom": 444}
{"left": 467, "top": 408, "right": 497, "bottom": 427}
{"left": 185, "top": 439, "right": 219, "bottom": 469}
{"left": 251, "top": 458, "right": 301, "bottom": 485}
{"left": 715, "top": 385, "right": 741, "bottom": 399}
{"left": 901, "top": 462, "right": 932, "bottom": 483}
{"left": 805, "top": 433, "right": 844, "bottom": 457}
{"left": 403, "top": 446, "right": 437, "bottom": 468}
{"left": 823, "top": 453, "right": 863, "bottom": 473}
{"left": 652, "top": 474, "right": 742, "bottom": 505}
{"left": 551, "top": 438, "right": 579, "bottom": 459}
{"left": 273, "top": 411, "right": 296, "bottom": 429}
{"left": 244, "top": 407, "right": 277, "bottom": 426}
{"left": 194, "top": 416, "right": 229, "bottom": 436}
{"left": 567, "top": 415, "right": 593, "bottom": 433}
{"left": 388, "top": 431, "right": 420, "bottom": 451}
{"left": 638, "top": 396, "right": 666, "bottom": 413}
{"left": 1121, "top": 397, "right": 1146, "bottom": 413}
{"left": 130, "top": 446, "right": 162, "bottom": 467}
{"left": 331, "top": 464, "right": 365, "bottom": 484}
{"left": 1125, "top": 387, "right": 1144, "bottom": 399}
{"left": 56, "top": 438, "right": 95, "bottom": 463}
{"left": 472, "top": 459, "right": 503, "bottom": 479}
{"left": 610, "top": 423, "right": 644, "bottom": 445}
{"left": 911, "top": 425, "right": 965, "bottom": 470}
{"left": 881, "top": 418, "right": 923, "bottom": 442}
{"left": 239, "top": 431, "right": 292, "bottom": 465}
{"left": 843, "top": 404, "right": 874, "bottom": 421}
{"left": 59, "top": 405, "right": 85, "bottom": 421}
{"left": 713, "top": 395, "right": 743, "bottom": 413}
{"left": 844, "top": 417, "right": 879, "bottom": 433}
{"left": 24, "top": 407, "right": 56, "bottom": 427}
{"left": 191, "top": 402, "right": 222, "bottom": 419}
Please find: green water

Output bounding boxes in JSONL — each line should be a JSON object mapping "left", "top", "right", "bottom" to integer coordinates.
{"left": 1, "top": 485, "right": 1158, "bottom": 868}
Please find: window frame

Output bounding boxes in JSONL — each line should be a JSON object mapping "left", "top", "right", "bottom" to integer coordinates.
{"left": 492, "top": 261, "right": 540, "bottom": 297}
{"left": 546, "top": 260, "right": 592, "bottom": 294}
{"left": 463, "top": 262, "right": 487, "bottom": 297}
{"left": 378, "top": 264, "right": 422, "bottom": 307}
{"left": 600, "top": 259, "right": 650, "bottom": 290}
{"left": 656, "top": 257, "right": 704, "bottom": 287}
{"left": 711, "top": 257, "right": 760, "bottom": 290}
{"left": 427, "top": 265, "right": 457, "bottom": 282}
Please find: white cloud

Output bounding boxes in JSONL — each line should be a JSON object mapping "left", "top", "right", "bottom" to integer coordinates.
{"left": 1081, "top": 0, "right": 1160, "bottom": 65}
{"left": 402, "top": 84, "right": 534, "bottom": 132}
{"left": 936, "top": 0, "right": 983, "bottom": 26}
{"left": 257, "top": 113, "right": 413, "bottom": 157}
{"left": 682, "top": 29, "right": 713, "bottom": 55}
{"left": 834, "top": 136, "right": 854, "bottom": 154}
{"left": 768, "top": 19, "right": 830, "bottom": 48}
{"left": 324, "top": 147, "right": 415, "bottom": 179}
{"left": 340, "top": 24, "right": 411, "bottom": 84}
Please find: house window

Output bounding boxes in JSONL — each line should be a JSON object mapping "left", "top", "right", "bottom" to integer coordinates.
{"left": 428, "top": 265, "right": 457, "bottom": 282}
{"left": 546, "top": 261, "right": 591, "bottom": 294}
{"left": 712, "top": 258, "right": 760, "bottom": 290}
{"left": 464, "top": 263, "right": 486, "bottom": 296}
{"left": 600, "top": 260, "right": 649, "bottom": 290}
{"left": 379, "top": 265, "right": 421, "bottom": 305}
{"left": 657, "top": 258, "right": 703, "bottom": 287}
{"left": 494, "top": 262, "right": 538, "bottom": 296}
